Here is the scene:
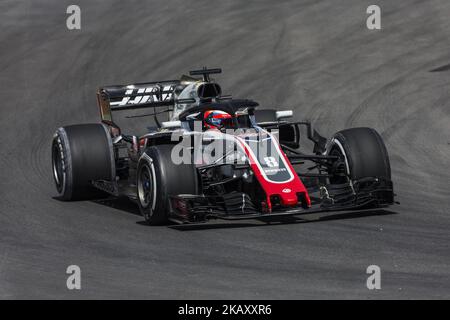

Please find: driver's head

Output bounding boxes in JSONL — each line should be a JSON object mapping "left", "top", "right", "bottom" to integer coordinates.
{"left": 204, "top": 110, "right": 232, "bottom": 129}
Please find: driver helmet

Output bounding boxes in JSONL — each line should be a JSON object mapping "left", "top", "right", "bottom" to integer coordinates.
{"left": 204, "top": 110, "right": 232, "bottom": 129}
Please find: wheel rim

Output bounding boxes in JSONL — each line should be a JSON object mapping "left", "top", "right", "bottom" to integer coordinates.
{"left": 329, "top": 144, "right": 349, "bottom": 184}
{"left": 52, "top": 139, "right": 65, "bottom": 192}
{"left": 138, "top": 164, "right": 153, "bottom": 209}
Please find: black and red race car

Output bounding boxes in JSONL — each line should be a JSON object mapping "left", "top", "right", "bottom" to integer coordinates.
{"left": 52, "top": 68, "right": 394, "bottom": 225}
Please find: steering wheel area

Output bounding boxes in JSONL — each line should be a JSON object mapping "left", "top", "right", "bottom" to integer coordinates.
{"left": 178, "top": 99, "right": 259, "bottom": 122}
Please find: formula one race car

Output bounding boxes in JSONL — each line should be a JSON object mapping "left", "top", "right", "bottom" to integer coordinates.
{"left": 51, "top": 67, "right": 394, "bottom": 225}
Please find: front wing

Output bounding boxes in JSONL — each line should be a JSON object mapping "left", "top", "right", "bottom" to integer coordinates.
{"left": 168, "top": 177, "right": 394, "bottom": 224}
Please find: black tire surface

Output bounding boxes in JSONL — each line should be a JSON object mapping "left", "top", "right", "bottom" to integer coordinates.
{"left": 328, "top": 127, "right": 391, "bottom": 181}
{"left": 52, "top": 123, "right": 114, "bottom": 200}
{"left": 137, "top": 144, "right": 198, "bottom": 225}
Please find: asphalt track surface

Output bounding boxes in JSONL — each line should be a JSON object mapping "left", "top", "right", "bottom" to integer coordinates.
{"left": 1, "top": 0, "right": 449, "bottom": 299}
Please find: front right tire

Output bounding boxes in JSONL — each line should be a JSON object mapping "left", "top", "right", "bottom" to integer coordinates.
{"left": 137, "top": 144, "right": 199, "bottom": 225}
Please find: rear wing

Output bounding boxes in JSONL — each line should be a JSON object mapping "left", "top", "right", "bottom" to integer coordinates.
{"left": 96, "top": 80, "right": 181, "bottom": 123}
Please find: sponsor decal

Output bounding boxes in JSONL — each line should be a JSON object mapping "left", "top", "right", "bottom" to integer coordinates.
{"left": 110, "top": 85, "right": 175, "bottom": 107}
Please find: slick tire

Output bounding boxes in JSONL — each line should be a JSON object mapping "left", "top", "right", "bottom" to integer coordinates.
{"left": 51, "top": 123, "right": 114, "bottom": 200}
{"left": 327, "top": 127, "right": 391, "bottom": 183}
{"left": 137, "top": 144, "right": 198, "bottom": 225}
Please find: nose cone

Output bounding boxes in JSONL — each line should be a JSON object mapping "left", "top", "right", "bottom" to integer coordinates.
{"left": 279, "top": 189, "right": 299, "bottom": 206}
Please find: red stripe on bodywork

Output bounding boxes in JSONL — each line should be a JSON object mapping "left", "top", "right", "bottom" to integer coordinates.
{"left": 235, "top": 134, "right": 311, "bottom": 212}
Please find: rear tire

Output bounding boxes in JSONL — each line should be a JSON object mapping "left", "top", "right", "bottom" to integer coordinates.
{"left": 51, "top": 123, "right": 114, "bottom": 200}
{"left": 326, "top": 127, "right": 391, "bottom": 182}
{"left": 137, "top": 145, "right": 198, "bottom": 225}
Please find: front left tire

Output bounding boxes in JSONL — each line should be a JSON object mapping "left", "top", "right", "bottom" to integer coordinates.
{"left": 326, "top": 127, "right": 391, "bottom": 182}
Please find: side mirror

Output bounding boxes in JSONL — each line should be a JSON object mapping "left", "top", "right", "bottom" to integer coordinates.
{"left": 279, "top": 123, "right": 300, "bottom": 149}
{"left": 161, "top": 120, "right": 181, "bottom": 129}
{"left": 276, "top": 110, "right": 293, "bottom": 120}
